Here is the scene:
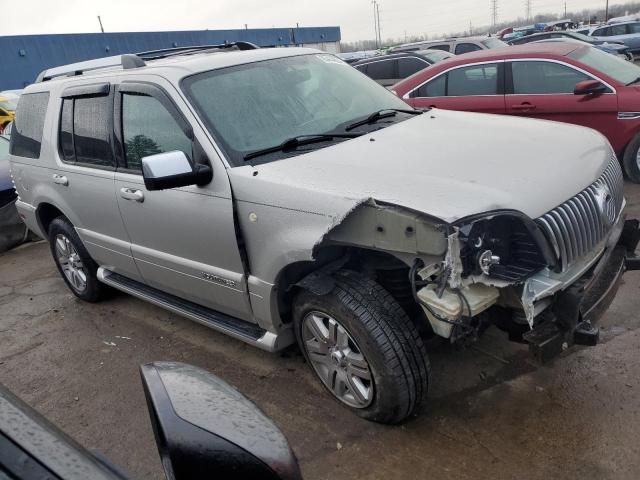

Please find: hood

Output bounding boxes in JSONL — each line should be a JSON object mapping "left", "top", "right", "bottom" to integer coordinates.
{"left": 229, "top": 109, "right": 611, "bottom": 224}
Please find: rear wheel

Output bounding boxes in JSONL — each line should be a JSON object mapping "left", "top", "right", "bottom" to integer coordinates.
{"left": 293, "top": 270, "right": 430, "bottom": 423}
{"left": 48, "top": 217, "right": 105, "bottom": 302}
{"left": 622, "top": 133, "right": 640, "bottom": 183}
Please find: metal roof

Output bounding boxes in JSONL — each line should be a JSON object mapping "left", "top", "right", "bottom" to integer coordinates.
{"left": 0, "top": 27, "right": 341, "bottom": 90}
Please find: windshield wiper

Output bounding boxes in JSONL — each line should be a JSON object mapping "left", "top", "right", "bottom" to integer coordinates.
{"left": 345, "top": 108, "right": 424, "bottom": 131}
{"left": 627, "top": 76, "right": 640, "bottom": 86}
{"left": 243, "top": 133, "right": 364, "bottom": 161}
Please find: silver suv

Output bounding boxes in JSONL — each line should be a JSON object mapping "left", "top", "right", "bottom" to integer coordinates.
{"left": 8, "top": 44, "right": 640, "bottom": 423}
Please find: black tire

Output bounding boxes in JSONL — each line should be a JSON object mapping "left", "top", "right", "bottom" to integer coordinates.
{"left": 623, "top": 134, "right": 640, "bottom": 184}
{"left": 293, "top": 270, "right": 430, "bottom": 424}
{"left": 48, "top": 217, "right": 105, "bottom": 302}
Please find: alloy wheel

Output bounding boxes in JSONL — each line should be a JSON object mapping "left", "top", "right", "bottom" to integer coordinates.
{"left": 54, "top": 234, "right": 87, "bottom": 293}
{"left": 301, "top": 311, "right": 374, "bottom": 408}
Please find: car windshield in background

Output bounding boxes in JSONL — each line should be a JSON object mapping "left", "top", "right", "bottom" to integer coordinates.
{"left": 416, "top": 49, "right": 453, "bottom": 62}
{"left": 567, "top": 31, "right": 596, "bottom": 43}
{"left": 182, "top": 53, "right": 412, "bottom": 166}
{"left": 481, "top": 37, "right": 507, "bottom": 49}
{"left": 568, "top": 45, "right": 640, "bottom": 84}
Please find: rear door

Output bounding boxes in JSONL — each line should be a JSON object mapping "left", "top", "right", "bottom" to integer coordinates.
{"left": 505, "top": 59, "right": 618, "bottom": 140}
{"left": 112, "top": 78, "right": 253, "bottom": 321}
{"left": 52, "top": 85, "right": 143, "bottom": 282}
{"left": 407, "top": 61, "right": 506, "bottom": 114}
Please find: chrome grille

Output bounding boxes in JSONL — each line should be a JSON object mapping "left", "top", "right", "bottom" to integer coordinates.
{"left": 536, "top": 156, "right": 624, "bottom": 271}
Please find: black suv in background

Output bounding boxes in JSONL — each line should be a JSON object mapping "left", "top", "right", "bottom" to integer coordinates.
{"left": 353, "top": 50, "right": 453, "bottom": 87}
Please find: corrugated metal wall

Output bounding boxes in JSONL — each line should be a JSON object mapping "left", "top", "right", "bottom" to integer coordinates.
{"left": 0, "top": 27, "right": 341, "bottom": 90}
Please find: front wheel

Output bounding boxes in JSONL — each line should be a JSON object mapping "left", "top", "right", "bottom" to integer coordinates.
{"left": 293, "top": 270, "right": 430, "bottom": 424}
{"left": 622, "top": 133, "right": 640, "bottom": 183}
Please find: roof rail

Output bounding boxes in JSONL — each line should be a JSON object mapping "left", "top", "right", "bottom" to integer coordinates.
{"left": 136, "top": 42, "right": 259, "bottom": 60}
{"left": 34, "top": 42, "right": 259, "bottom": 83}
{"left": 35, "top": 54, "right": 145, "bottom": 83}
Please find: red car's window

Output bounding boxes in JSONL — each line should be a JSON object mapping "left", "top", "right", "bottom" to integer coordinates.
{"left": 511, "top": 61, "right": 589, "bottom": 94}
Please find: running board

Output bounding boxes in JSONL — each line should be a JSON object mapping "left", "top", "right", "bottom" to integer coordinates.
{"left": 97, "top": 268, "right": 289, "bottom": 352}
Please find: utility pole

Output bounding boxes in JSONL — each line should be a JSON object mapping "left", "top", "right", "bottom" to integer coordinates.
{"left": 375, "top": 2, "right": 382, "bottom": 47}
{"left": 525, "top": 0, "right": 532, "bottom": 22}
{"left": 97, "top": 15, "right": 105, "bottom": 33}
{"left": 564, "top": 2, "right": 567, "bottom": 18}
{"left": 605, "top": 0, "right": 609, "bottom": 22}
{"left": 469, "top": 20, "right": 473, "bottom": 35}
{"left": 372, "top": 1, "right": 379, "bottom": 48}
{"left": 491, "top": 0, "right": 498, "bottom": 28}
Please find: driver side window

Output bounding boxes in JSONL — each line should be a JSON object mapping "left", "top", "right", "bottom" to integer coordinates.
{"left": 121, "top": 93, "right": 193, "bottom": 171}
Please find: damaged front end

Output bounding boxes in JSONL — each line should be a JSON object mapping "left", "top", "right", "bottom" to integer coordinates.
{"left": 409, "top": 210, "right": 640, "bottom": 364}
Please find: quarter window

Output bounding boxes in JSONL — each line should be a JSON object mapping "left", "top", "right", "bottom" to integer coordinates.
{"left": 455, "top": 43, "right": 482, "bottom": 55}
{"left": 9, "top": 92, "right": 49, "bottom": 159}
{"left": 511, "top": 61, "right": 589, "bottom": 94}
{"left": 429, "top": 44, "right": 451, "bottom": 52}
{"left": 121, "top": 93, "right": 193, "bottom": 171}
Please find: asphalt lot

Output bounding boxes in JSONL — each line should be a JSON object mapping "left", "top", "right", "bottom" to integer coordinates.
{"left": 2, "top": 183, "right": 640, "bottom": 480}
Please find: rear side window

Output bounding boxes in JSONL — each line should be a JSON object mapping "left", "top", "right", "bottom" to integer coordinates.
{"left": 412, "top": 74, "right": 446, "bottom": 97}
{"left": 398, "top": 57, "right": 428, "bottom": 78}
{"left": 448, "top": 64, "right": 499, "bottom": 95}
{"left": 366, "top": 60, "right": 396, "bottom": 80}
{"left": 58, "top": 95, "right": 113, "bottom": 167}
{"left": 629, "top": 23, "right": 640, "bottom": 34}
{"left": 9, "top": 92, "right": 49, "bottom": 159}
{"left": 429, "top": 44, "right": 451, "bottom": 52}
{"left": 592, "top": 26, "right": 609, "bottom": 36}
{"left": 122, "top": 93, "right": 193, "bottom": 171}
{"left": 611, "top": 24, "right": 628, "bottom": 35}
{"left": 455, "top": 43, "right": 482, "bottom": 55}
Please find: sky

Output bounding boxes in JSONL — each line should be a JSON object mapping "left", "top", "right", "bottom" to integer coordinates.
{"left": 0, "top": 0, "right": 630, "bottom": 43}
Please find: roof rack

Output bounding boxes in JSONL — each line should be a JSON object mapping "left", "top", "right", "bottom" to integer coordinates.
{"left": 35, "top": 54, "right": 145, "bottom": 83}
{"left": 34, "top": 41, "right": 259, "bottom": 83}
{"left": 137, "top": 41, "right": 259, "bottom": 60}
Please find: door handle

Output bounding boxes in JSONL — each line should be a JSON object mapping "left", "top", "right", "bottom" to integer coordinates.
{"left": 120, "top": 187, "right": 144, "bottom": 202}
{"left": 52, "top": 174, "right": 69, "bottom": 186}
{"left": 511, "top": 103, "right": 536, "bottom": 111}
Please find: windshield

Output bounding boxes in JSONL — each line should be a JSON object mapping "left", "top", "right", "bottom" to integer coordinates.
{"left": 182, "top": 53, "right": 411, "bottom": 166}
{"left": 567, "top": 32, "right": 595, "bottom": 43}
{"left": 568, "top": 45, "right": 640, "bottom": 84}
{"left": 481, "top": 38, "right": 507, "bottom": 49}
{"left": 416, "top": 49, "right": 452, "bottom": 62}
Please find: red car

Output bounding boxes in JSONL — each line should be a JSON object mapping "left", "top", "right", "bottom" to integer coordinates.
{"left": 392, "top": 43, "right": 640, "bottom": 182}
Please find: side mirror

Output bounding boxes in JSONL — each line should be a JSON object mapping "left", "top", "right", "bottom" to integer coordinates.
{"left": 140, "top": 362, "right": 302, "bottom": 480}
{"left": 574, "top": 79, "right": 607, "bottom": 96}
{"left": 141, "top": 151, "right": 212, "bottom": 191}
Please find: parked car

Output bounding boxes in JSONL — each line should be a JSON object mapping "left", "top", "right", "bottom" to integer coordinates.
{"left": 0, "top": 135, "right": 32, "bottom": 252}
{"left": 393, "top": 42, "right": 640, "bottom": 182}
{"left": 390, "top": 36, "right": 507, "bottom": 54}
{"left": 353, "top": 50, "right": 453, "bottom": 87}
{"left": 589, "top": 21, "right": 640, "bottom": 54}
{"left": 507, "top": 31, "right": 633, "bottom": 60}
{"left": 0, "top": 362, "right": 302, "bottom": 480}
{"left": 0, "top": 93, "right": 18, "bottom": 133}
{"left": 9, "top": 44, "right": 640, "bottom": 423}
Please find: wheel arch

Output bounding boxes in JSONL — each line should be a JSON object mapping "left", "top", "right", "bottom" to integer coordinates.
{"left": 36, "top": 202, "right": 67, "bottom": 239}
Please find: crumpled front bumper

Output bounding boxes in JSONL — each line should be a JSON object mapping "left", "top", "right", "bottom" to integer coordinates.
{"left": 523, "top": 218, "right": 640, "bottom": 363}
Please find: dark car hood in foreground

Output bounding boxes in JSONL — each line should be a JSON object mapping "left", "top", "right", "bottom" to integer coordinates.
{"left": 230, "top": 109, "right": 612, "bottom": 224}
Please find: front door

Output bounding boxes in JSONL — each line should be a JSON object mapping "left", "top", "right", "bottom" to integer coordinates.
{"left": 505, "top": 60, "right": 619, "bottom": 142}
{"left": 112, "top": 79, "right": 253, "bottom": 321}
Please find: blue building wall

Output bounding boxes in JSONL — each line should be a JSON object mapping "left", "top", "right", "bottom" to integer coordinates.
{"left": 0, "top": 27, "right": 341, "bottom": 90}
